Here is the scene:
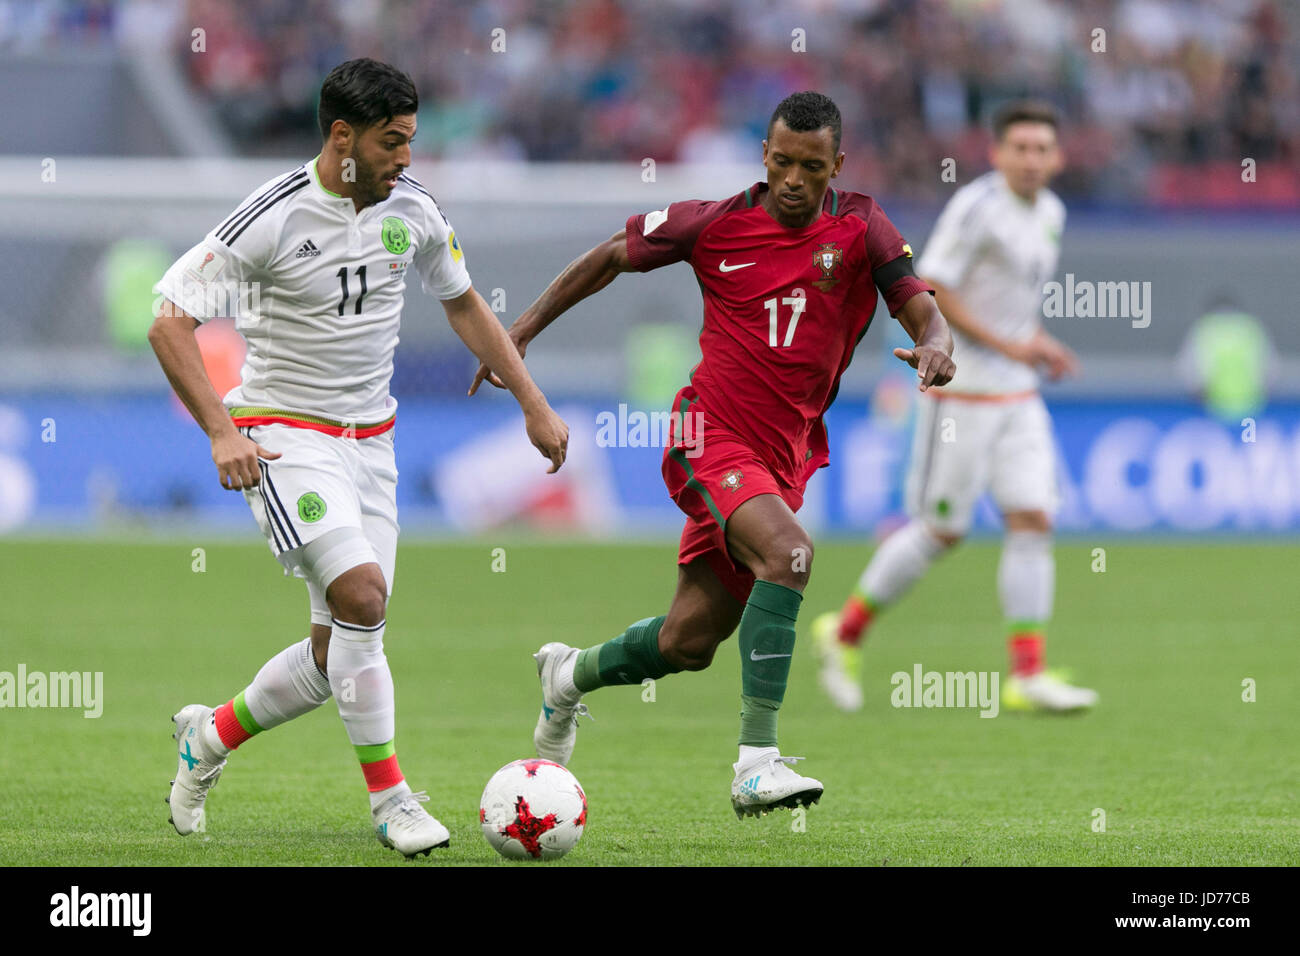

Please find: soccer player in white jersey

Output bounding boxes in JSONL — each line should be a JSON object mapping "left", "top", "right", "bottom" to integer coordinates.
{"left": 812, "top": 100, "right": 1098, "bottom": 713}
{"left": 148, "top": 59, "right": 569, "bottom": 857}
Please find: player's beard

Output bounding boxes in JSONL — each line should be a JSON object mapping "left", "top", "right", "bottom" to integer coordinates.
{"left": 350, "top": 149, "right": 394, "bottom": 206}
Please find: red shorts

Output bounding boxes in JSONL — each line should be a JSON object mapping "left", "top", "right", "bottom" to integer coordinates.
{"left": 661, "top": 387, "right": 806, "bottom": 603}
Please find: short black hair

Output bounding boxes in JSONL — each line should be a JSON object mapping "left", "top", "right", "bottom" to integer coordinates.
{"left": 768, "top": 91, "right": 842, "bottom": 152}
{"left": 992, "top": 99, "right": 1059, "bottom": 140}
{"left": 318, "top": 58, "right": 418, "bottom": 140}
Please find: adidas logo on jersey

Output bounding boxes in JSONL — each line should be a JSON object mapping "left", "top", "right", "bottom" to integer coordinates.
{"left": 295, "top": 239, "right": 321, "bottom": 258}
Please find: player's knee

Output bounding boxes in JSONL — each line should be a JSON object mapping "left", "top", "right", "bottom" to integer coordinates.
{"left": 1004, "top": 510, "right": 1052, "bottom": 534}
{"left": 665, "top": 639, "right": 717, "bottom": 671}
{"left": 660, "top": 623, "right": 721, "bottom": 672}
{"left": 753, "top": 532, "right": 814, "bottom": 590}
{"left": 349, "top": 586, "right": 387, "bottom": 627}
{"left": 672, "top": 643, "right": 717, "bottom": 672}
{"left": 327, "top": 574, "right": 388, "bottom": 627}
{"left": 332, "top": 593, "right": 386, "bottom": 628}
{"left": 922, "top": 522, "right": 964, "bottom": 551}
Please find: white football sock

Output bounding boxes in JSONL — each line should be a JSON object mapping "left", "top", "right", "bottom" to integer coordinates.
{"left": 202, "top": 637, "right": 331, "bottom": 758}
{"left": 554, "top": 648, "right": 581, "bottom": 705}
{"left": 859, "top": 520, "right": 947, "bottom": 605}
{"left": 369, "top": 780, "right": 413, "bottom": 811}
{"left": 328, "top": 618, "right": 395, "bottom": 748}
{"left": 201, "top": 714, "right": 230, "bottom": 760}
{"left": 998, "top": 531, "right": 1054, "bottom": 622}
{"left": 737, "top": 744, "right": 779, "bottom": 767}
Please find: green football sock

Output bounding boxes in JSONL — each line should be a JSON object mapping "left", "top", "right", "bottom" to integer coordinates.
{"left": 573, "top": 615, "right": 671, "bottom": 692}
{"left": 738, "top": 580, "right": 803, "bottom": 747}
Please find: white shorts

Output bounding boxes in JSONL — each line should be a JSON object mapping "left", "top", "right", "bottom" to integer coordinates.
{"left": 903, "top": 392, "right": 1058, "bottom": 535}
{"left": 239, "top": 423, "right": 399, "bottom": 624}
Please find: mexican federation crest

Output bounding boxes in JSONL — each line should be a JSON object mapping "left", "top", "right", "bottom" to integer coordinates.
{"left": 812, "top": 241, "right": 843, "bottom": 292}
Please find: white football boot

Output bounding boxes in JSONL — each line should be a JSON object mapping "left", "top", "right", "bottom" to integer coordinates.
{"left": 533, "top": 642, "right": 592, "bottom": 766}
{"left": 1002, "top": 670, "right": 1098, "bottom": 712}
{"left": 167, "top": 704, "right": 225, "bottom": 835}
{"left": 811, "top": 611, "right": 864, "bottom": 712}
{"left": 373, "top": 790, "right": 450, "bottom": 858}
{"left": 731, "top": 749, "right": 824, "bottom": 819}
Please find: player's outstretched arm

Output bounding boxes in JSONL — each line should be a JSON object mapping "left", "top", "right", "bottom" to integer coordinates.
{"left": 892, "top": 291, "right": 957, "bottom": 391}
{"left": 146, "top": 300, "right": 280, "bottom": 490}
{"left": 442, "top": 285, "right": 569, "bottom": 473}
{"left": 469, "top": 229, "right": 633, "bottom": 394}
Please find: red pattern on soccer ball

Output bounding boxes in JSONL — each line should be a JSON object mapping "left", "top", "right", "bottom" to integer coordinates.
{"left": 575, "top": 785, "right": 588, "bottom": 829}
{"left": 520, "top": 758, "right": 559, "bottom": 777}
{"left": 503, "top": 796, "right": 559, "bottom": 858}
{"left": 479, "top": 807, "right": 486, "bottom": 823}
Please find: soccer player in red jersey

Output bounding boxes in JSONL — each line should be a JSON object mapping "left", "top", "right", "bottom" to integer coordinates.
{"left": 471, "top": 92, "right": 956, "bottom": 817}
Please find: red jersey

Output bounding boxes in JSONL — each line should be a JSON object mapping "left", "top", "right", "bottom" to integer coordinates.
{"left": 626, "top": 182, "right": 932, "bottom": 486}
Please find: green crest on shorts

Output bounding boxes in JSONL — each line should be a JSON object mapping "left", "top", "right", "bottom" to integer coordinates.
{"left": 381, "top": 216, "right": 410, "bottom": 255}
{"left": 298, "top": 492, "right": 327, "bottom": 523}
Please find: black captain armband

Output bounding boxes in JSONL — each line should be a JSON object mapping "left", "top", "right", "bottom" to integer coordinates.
{"left": 871, "top": 253, "right": 923, "bottom": 292}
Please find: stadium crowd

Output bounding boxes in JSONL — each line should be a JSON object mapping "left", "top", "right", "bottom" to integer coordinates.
{"left": 2, "top": 0, "right": 1297, "bottom": 203}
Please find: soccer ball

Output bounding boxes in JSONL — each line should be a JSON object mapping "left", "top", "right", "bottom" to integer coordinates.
{"left": 479, "top": 758, "right": 588, "bottom": 860}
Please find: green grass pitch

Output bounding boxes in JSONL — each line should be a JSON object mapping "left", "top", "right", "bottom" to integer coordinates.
{"left": 1, "top": 538, "right": 1295, "bottom": 865}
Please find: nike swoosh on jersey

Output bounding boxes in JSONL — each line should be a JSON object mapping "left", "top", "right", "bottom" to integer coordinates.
{"left": 719, "top": 260, "right": 756, "bottom": 272}
{"left": 750, "top": 650, "right": 792, "bottom": 661}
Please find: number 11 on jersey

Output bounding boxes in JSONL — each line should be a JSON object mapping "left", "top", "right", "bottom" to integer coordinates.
{"left": 765, "top": 288, "right": 806, "bottom": 347}
{"left": 337, "top": 264, "right": 368, "bottom": 316}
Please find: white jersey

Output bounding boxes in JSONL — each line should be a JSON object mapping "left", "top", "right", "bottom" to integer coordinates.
{"left": 916, "top": 171, "right": 1065, "bottom": 394}
{"left": 155, "top": 157, "right": 472, "bottom": 424}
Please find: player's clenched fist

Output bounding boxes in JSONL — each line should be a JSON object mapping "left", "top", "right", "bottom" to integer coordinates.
{"left": 210, "top": 428, "right": 281, "bottom": 490}
{"left": 893, "top": 345, "right": 956, "bottom": 391}
{"left": 523, "top": 402, "right": 569, "bottom": 474}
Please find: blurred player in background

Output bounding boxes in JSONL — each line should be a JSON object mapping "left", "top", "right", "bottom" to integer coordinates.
{"left": 148, "top": 58, "right": 568, "bottom": 857}
{"left": 1178, "top": 291, "right": 1273, "bottom": 424}
{"left": 812, "top": 100, "right": 1098, "bottom": 714}
{"left": 471, "top": 92, "right": 955, "bottom": 817}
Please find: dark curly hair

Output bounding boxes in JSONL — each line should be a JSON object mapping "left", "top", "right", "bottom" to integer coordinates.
{"left": 768, "top": 91, "right": 842, "bottom": 152}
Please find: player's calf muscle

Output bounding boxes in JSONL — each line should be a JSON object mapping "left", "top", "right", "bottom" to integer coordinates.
{"left": 657, "top": 564, "right": 743, "bottom": 670}
{"left": 309, "top": 624, "right": 331, "bottom": 673}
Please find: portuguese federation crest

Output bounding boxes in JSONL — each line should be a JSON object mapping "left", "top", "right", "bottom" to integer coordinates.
{"left": 720, "top": 469, "right": 744, "bottom": 492}
{"left": 813, "top": 242, "right": 843, "bottom": 291}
